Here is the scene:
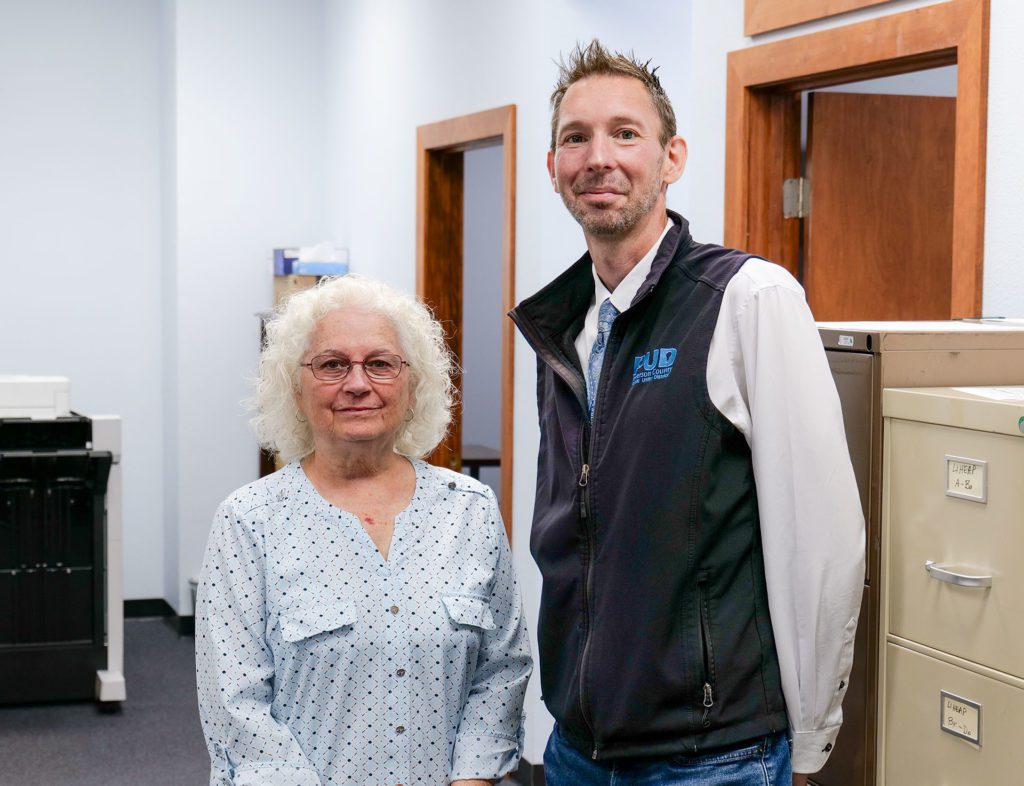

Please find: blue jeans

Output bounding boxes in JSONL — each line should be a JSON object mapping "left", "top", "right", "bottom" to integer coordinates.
{"left": 543, "top": 725, "right": 792, "bottom": 786}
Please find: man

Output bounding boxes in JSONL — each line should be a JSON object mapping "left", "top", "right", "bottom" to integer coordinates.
{"left": 509, "top": 41, "right": 864, "bottom": 786}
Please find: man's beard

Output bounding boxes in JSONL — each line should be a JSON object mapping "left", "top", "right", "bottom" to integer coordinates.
{"left": 562, "top": 172, "right": 662, "bottom": 237}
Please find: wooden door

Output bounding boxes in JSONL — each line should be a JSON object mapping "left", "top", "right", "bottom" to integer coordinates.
{"left": 416, "top": 106, "right": 517, "bottom": 535}
{"left": 420, "top": 147, "right": 465, "bottom": 475}
{"left": 804, "top": 92, "right": 956, "bottom": 321}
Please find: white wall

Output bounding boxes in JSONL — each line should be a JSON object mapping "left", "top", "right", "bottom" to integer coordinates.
{"left": 167, "top": 0, "right": 328, "bottom": 610}
{"left": 160, "top": 0, "right": 181, "bottom": 610}
{"left": 0, "top": 0, "right": 166, "bottom": 598}
{"left": 0, "top": 0, "right": 329, "bottom": 608}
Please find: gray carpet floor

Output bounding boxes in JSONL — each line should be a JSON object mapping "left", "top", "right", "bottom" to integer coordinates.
{"left": 0, "top": 618, "right": 524, "bottom": 786}
{"left": 0, "top": 618, "right": 208, "bottom": 786}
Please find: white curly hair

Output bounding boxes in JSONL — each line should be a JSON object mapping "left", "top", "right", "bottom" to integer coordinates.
{"left": 250, "top": 275, "right": 455, "bottom": 461}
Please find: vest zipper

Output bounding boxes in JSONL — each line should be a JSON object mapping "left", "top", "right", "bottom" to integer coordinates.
{"left": 697, "top": 574, "right": 716, "bottom": 727}
{"left": 578, "top": 463, "right": 589, "bottom": 516}
{"left": 577, "top": 424, "right": 599, "bottom": 758}
{"left": 577, "top": 313, "right": 626, "bottom": 760}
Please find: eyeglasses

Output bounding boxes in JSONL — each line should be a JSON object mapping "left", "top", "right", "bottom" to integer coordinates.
{"left": 301, "top": 353, "right": 409, "bottom": 382}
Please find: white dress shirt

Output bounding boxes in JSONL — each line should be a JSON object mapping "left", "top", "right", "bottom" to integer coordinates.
{"left": 574, "top": 226, "right": 865, "bottom": 774}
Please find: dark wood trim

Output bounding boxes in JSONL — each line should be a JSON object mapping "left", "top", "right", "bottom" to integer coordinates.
{"left": 726, "top": 0, "right": 988, "bottom": 317}
{"left": 498, "top": 112, "right": 517, "bottom": 541}
{"left": 951, "top": 0, "right": 989, "bottom": 317}
{"left": 420, "top": 146, "right": 465, "bottom": 476}
{"left": 745, "top": 0, "right": 896, "bottom": 37}
{"left": 745, "top": 91, "right": 802, "bottom": 276}
{"left": 416, "top": 105, "right": 517, "bottom": 539}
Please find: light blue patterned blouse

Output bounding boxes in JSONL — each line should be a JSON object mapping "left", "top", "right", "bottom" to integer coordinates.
{"left": 195, "top": 459, "right": 531, "bottom": 785}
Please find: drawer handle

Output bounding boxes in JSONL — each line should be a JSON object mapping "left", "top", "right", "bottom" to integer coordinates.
{"left": 925, "top": 561, "right": 993, "bottom": 588}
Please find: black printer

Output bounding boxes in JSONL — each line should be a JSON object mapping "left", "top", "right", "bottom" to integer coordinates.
{"left": 0, "top": 377, "right": 123, "bottom": 705}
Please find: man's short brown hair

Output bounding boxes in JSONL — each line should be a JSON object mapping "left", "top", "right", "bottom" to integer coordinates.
{"left": 549, "top": 39, "right": 677, "bottom": 151}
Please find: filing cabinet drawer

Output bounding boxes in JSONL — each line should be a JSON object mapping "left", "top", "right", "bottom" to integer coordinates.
{"left": 888, "top": 419, "right": 1024, "bottom": 676}
{"left": 883, "top": 643, "right": 1024, "bottom": 785}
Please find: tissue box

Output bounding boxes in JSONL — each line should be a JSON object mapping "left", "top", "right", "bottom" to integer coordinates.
{"left": 293, "top": 261, "right": 349, "bottom": 276}
{"left": 273, "top": 248, "right": 301, "bottom": 276}
{"left": 293, "top": 242, "right": 349, "bottom": 276}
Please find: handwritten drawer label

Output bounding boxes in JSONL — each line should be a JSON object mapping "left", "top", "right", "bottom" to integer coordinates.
{"left": 945, "top": 455, "right": 987, "bottom": 503}
{"left": 941, "top": 691, "right": 982, "bottom": 745}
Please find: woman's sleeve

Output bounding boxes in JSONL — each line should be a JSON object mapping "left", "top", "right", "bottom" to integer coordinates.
{"left": 195, "top": 500, "right": 322, "bottom": 786}
{"left": 449, "top": 490, "right": 533, "bottom": 781}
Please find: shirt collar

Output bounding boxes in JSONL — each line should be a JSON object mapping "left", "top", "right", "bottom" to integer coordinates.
{"left": 591, "top": 218, "right": 673, "bottom": 313}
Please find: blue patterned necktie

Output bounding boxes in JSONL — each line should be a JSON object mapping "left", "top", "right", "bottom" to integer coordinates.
{"left": 587, "top": 298, "right": 620, "bottom": 418}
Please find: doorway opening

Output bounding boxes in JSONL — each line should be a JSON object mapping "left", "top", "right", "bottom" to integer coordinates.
{"left": 461, "top": 145, "right": 505, "bottom": 500}
{"left": 798, "top": 65, "right": 958, "bottom": 320}
{"left": 725, "top": 0, "right": 988, "bottom": 319}
{"left": 416, "top": 105, "right": 516, "bottom": 538}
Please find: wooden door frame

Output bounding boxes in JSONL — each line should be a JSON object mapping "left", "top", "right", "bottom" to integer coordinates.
{"left": 745, "top": 0, "right": 897, "bottom": 36}
{"left": 726, "top": 0, "right": 989, "bottom": 317}
{"left": 416, "top": 105, "right": 516, "bottom": 536}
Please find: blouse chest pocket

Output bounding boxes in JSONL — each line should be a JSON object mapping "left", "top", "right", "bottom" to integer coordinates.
{"left": 441, "top": 594, "right": 495, "bottom": 631}
{"left": 280, "top": 601, "right": 357, "bottom": 643}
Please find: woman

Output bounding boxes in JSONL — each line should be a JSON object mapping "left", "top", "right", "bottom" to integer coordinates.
{"left": 196, "top": 275, "right": 531, "bottom": 786}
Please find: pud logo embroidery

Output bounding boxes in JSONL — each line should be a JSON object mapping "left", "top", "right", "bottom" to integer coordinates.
{"left": 632, "top": 347, "right": 677, "bottom": 385}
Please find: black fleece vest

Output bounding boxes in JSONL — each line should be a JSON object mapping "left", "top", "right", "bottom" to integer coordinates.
{"left": 510, "top": 213, "right": 788, "bottom": 760}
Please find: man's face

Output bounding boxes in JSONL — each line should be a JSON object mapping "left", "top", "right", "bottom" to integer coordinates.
{"left": 548, "top": 75, "right": 685, "bottom": 238}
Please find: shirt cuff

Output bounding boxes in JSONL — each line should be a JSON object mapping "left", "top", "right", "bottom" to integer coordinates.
{"left": 790, "top": 726, "right": 841, "bottom": 774}
{"left": 450, "top": 732, "right": 521, "bottom": 781}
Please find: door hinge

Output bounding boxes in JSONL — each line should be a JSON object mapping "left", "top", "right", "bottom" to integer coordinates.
{"left": 783, "top": 177, "right": 810, "bottom": 219}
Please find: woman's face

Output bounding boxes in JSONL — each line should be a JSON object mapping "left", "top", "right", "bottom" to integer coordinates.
{"left": 296, "top": 309, "right": 412, "bottom": 455}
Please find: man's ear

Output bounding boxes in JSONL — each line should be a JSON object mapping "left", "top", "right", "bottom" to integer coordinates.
{"left": 547, "top": 149, "right": 559, "bottom": 193}
{"left": 662, "top": 135, "right": 688, "bottom": 186}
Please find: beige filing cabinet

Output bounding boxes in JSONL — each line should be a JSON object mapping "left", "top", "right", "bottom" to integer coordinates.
{"left": 879, "top": 386, "right": 1024, "bottom": 785}
{"left": 814, "top": 321, "right": 1024, "bottom": 786}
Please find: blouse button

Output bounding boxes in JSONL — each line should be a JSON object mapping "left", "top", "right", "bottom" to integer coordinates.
{"left": 395, "top": 725, "right": 406, "bottom": 734}
{"left": 396, "top": 668, "right": 406, "bottom": 677}
{"left": 389, "top": 605, "right": 399, "bottom": 615}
